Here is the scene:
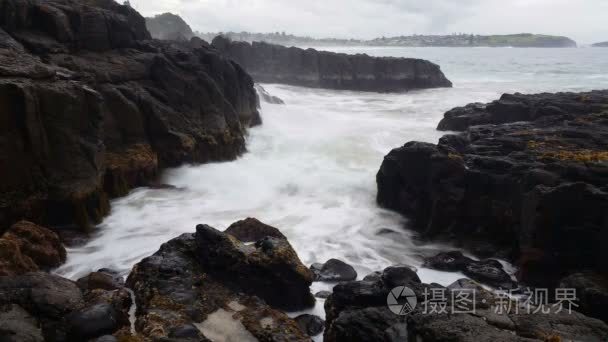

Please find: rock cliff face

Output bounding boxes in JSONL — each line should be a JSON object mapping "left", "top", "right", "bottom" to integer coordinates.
{"left": 377, "top": 90, "right": 608, "bottom": 290}
{"left": 212, "top": 36, "right": 452, "bottom": 92}
{"left": 0, "top": 0, "right": 260, "bottom": 233}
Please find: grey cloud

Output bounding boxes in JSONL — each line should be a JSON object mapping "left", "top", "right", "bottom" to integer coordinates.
{"left": 131, "top": 0, "right": 608, "bottom": 44}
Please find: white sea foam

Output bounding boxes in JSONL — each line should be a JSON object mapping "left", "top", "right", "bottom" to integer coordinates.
{"left": 56, "top": 47, "right": 608, "bottom": 292}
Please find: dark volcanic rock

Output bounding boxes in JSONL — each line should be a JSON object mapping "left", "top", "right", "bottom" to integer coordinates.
{"left": 0, "top": 221, "right": 66, "bottom": 276}
{"left": 311, "top": 259, "right": 358, "bottom": 282}
{"left": 424, "top": 251, "right": 514, "bottom": 288}
{"left": 0, "top": 304, "right": 44, "bottom": 342}
{"left": 212, "top": 35, "right": 452, "bottom": 92}
{"left": 315, "top": 290, "right": 332, "bottom": 299}
{"left": 196, "top": 223, "right": 314, "bottom": 310}
{"left": 127, "top": 220, "right": 311, "bottom": 341}
{"left": 382, "top": 264, "right": 421, "bottom": 288}
{"left": 0, "top": 272, "right": 84, "bottom": 341}
{"left": 295, "top": 314, "right": 325, "bottom": 336}
{"left": 76, "top": 269, "right": 125, "bottom": 292}
{"left": 0, "top": 0, "right": 260, "bottom": 233}
{"left": 66, "top": 303, "right": 120, "bottom": 341}
{"left": 559, "top": 272, "right": 608, "bottom": 323}
{"left": 437, "top": 91, "right": 608, "bottom": 131}
{"left": 224, "top": 217, "right": 287, "bottom": 242}
{"left": 146, "top": 13, "right": 194, "bottom": 41}
{"left": 377, "top": 90, "right": 608, "bottom": 294}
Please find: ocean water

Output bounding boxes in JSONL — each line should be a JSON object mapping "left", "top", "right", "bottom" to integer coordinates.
{"left": 56, "top": 47, "right": 608, "bottom": 296}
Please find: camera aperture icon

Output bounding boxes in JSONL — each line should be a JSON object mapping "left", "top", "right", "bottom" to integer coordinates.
{"left": 387, "top": 286, "right": 417, "bottom": 315}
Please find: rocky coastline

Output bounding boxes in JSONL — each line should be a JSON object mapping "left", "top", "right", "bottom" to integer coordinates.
{"left": 377, "top": 90, "right": 608, "bottom": 323}
{"left": 211, "top": 36, "right": 453, "bottom": 92}
{"left": 0, "top": 1, "right": 607, "bottom": 341}
{"left": 0, "top": 0, "right": 260, "bottom": 234}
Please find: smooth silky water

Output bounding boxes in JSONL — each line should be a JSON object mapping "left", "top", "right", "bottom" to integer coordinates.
{"left": 56, "top": 47, "right": 608, "bottom": 327}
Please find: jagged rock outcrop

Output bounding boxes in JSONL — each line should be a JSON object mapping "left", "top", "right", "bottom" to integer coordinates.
{"left": 126, "top": 220, "right": 313, "bottom": 341}
{"left": 437, "top": 91, "right": 608, "bottom": 131}
{"left": 0, "top": 0, "right": 260, "bottom": 233}
{"left": 212, "top": 36, "right": 452, "bottom": 92}
{"left": 145, "top": 12, "right": 194, "bottom": 41}
{"left": 377, "top": 90, "right": 608, "bottom": 297}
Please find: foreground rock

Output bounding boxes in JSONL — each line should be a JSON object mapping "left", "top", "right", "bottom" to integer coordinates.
{"left": 0, "top": 221, "right": 66, "bottom": 276}
{"left": 0, "top": 271, "right": 131, "bottom": 341}
{"left": 324, "top": 265, "right": 608, "bottom": 342}
{"left": 212, "top": 36, "right": 452, "bottom": 92}
{"left": 127, "top": 220, "right": 313, "bottom": 340}
{"left": 377, "top": 90, "right": 608, "bottom": 295}
{"left": 0, "top": 0, "right": 260, "bottom": 233}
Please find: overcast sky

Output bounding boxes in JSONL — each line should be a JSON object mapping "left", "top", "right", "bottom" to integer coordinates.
{"left": 130, "top": 0, "right": 608, "bottom": 44}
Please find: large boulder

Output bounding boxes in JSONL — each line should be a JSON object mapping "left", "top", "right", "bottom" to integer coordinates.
{"left": 0, "top": 221, "right": 66, "bottom": 276}
{"left": 310, "top": 259, "right": 358, "bottom": 282}
{"left": 196, "top": 223, "right": 315, "bottom": 310}
{"left": 224, "top": 217, "right": 287, "bottom": 242}
{"left": 127, "top": 220, "right": 312, "bottom": 341}
{"left": 377, "top": 90, "right": 608, "bottom": 294}
{"left": 0, "top": 0, "right": 260, "bottom": 233}
{"left": 0, "top": 272, "right": 84, "bottom": 341}
{"left": 212, "top": 35, "right": 452, "bottom": 92}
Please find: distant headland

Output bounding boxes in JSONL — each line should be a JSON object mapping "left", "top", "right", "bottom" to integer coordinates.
{"left": 197, "top": 31, "right": 578, "bottom": 48}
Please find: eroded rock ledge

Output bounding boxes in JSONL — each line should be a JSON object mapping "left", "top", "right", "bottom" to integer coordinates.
{"left": 212, "top": 36, "right": 452, "bottom": 92}
{"left": 376, "top": 90, "right": 608, "bottom": 319}
{"left": 0, "top": 0, "right": 260, "bottom": 233}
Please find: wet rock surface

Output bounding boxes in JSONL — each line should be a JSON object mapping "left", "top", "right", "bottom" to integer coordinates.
{"left": 377, "top": 90, "right": 608, "bottom": 297}
{"left": 311, "top": 259, "right": 358, "bottom": 282}
{"left": 127, "top": 219, "right": 312, "bottom": 341}
{"left": 424, "top": 251, "right": 515, "bottom": 289}
{"left": 324, "top": 265, "right": 608, "bottom": 342}
{"left": 0, "top": 221, "right": 66, "bottom": 276}
{"left": 294, "top": 314, "right": 325, "bottom": 336}
{"left": 0, "top": 271, "right": 132, "bottom": 341}
{"left": 224, "top": 217, "right": 287, "bottom": 242}
{"left": 212, "top": 35, "right": 452, "bottom": 92}
{"left": 0, "top": 0, "right": 260, "bottom": 233}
